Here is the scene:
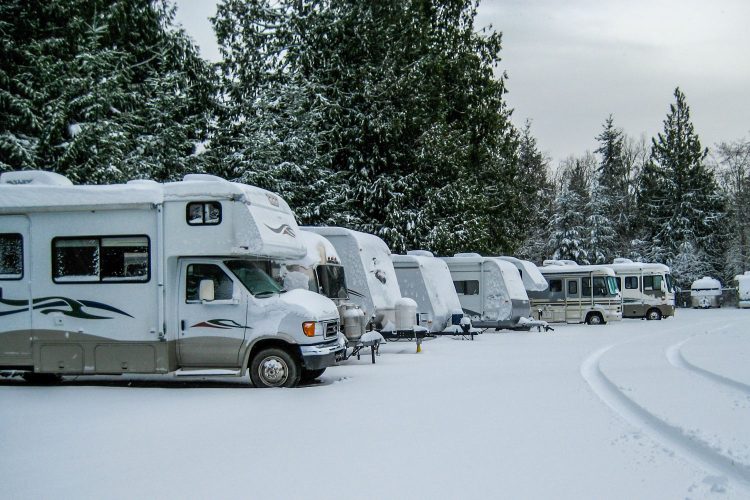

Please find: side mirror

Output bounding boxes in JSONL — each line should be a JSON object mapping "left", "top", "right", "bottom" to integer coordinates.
{"left": 199, "top": 279, "right": 215, "bottom": 302}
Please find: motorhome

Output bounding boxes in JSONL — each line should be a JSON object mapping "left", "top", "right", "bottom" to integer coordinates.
{"left": 735, "top": 272, "right": 750, "bottom": 309}
{"left": 607, "top": 258, "right": 675, "bottom": 320}
{"left": 304, "top": 227, "right": 419, "bottom": 338}
{"left": 0, "top": 171, "right": 343, "bottom": 387}
{"left": 391, "top": 251, "right": 465, "bottom": 332}
{"left": 529, "top": 261, "right": 622, "bottom": 324}
{"left": 690, "top": 277, "right": 722, "bottom": 308}
{"left": 440, "top": 253, "right": 534, "bottom": 330}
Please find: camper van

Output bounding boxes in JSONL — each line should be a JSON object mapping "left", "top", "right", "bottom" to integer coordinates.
{"left": 304, "top": 227, "right": 419, "bottom": 338}
{"left": 0, "top": 171, "right": 343, "bottom": 387}
{"left": 530, "top": 261, "right": 622, "bottom": 324}
{"left": 391, "top": 251, "right": 465, "bottom": 332}
{"left": 690, "top": 277, "right": 722, "bottom": 308}
{"left": 440, "top": 253, "right": 534, "bottom": 329}
{"left": 607, "top": 258, "right": 675, "bottom": 320}
{"left": 735, "top": 272, "right": 750, "bottom": 309}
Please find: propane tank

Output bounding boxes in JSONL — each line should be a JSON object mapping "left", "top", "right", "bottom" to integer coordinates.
{"left": 340, "top": 303, "right": 366, "bottom": 342}
{"left": 395, "top": 297, "right": 418, "bottom": 331}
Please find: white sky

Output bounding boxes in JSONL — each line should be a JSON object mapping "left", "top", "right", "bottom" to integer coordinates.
{"left": 174, "top": 0, "right": 750, "bottom": 164}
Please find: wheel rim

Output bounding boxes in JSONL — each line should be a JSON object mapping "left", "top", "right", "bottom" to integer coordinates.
{"left": 648, "top": 310, "right": 660, "bottom": 320}
{"left": 589, "top": 314, "right": 602, "bottom": 325}
{"left": 258, "top": 356, "right": 289, "bottom": 387}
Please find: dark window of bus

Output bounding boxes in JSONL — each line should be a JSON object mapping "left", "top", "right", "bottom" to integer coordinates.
{"left": 454, "top": 280, "right": 479, "bottom": 295}
{"left": 592, "top": 277, "right": 608, "bottom": 297}
{"left": 615, "top": 277, "right": 621, "bottom": 290}
{"left": 582, "top": 278, "right": 591, "bottom": 296}
{"left": 549, "top": 279, "right": 562, "bottom": 293}
{"left": 0, "top": 233, "right": 23, "bottom": 279}
{"left": 643, "top": 275, "right": 662, "bottom": 291}
{"left": 186, "top": 202, "right": 222, "bottom": 225}
{"left": 567, "top": 280, "right": 578, "bottom": 295}
{"left": 625, "top": 276, "right": 639, "bottom": 289}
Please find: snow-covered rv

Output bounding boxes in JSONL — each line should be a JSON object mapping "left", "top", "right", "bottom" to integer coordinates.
{"left": 530, "top": 261, "right": 622, "bottom": 324}
{"left": 440, "top": 253, "right": 533, "bottom": 329}
{"left": 735, "top": 272, "right": 750, "bottom": 309}
{"left": 606, "top": 258, "right": 675, "bottom": 320}
{"left": 497, "top": 256, "right": 549, "bottom": 293}
{"left": 690, "top": 277, "right": 722, "bottom": 308}
{"left": 0, "top": 171, "right": 343, "bottom": 387}
{"left": 304, "top": 227, "right": 419, "bottom": 338}
{"left": 391, "top": 251, "right": 464, "bottom": 332}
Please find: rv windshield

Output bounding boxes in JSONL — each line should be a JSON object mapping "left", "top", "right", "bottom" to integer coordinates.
{"left": 316, "top": 264, "right": 348, "bottom": 299}
{"left": 607, "top": 276, "right": 619, "bottom": 296}
{"left": 225, "top": 260, "right": 284, "bottom": 297}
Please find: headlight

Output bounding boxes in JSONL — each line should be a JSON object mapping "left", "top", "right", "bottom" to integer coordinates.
{"left": 302, "top": 321, "right": 323, "bottom": 337}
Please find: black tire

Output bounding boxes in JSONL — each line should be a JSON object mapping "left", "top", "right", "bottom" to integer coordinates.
{"left": 22, "top": 372, "right": 62, "bottom": 385}
{"left": 249, "top": 348, "right": 300, "bottom": 388}
{"left": 301, "top": 368, "right": 326, "bottom": 382}
{"left": 646, "top": 308, "right": 662, "bottom": 321}
{"left": 586, "top": 312, "right": 604, "bottom": 325}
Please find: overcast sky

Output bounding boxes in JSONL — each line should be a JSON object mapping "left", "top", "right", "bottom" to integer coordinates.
{"left": 174, "top": 0, "right": 750, "bottom": 165}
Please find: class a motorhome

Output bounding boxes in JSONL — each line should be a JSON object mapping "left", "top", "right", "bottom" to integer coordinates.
{"left": 607, "top": 258, "right": 675, "bottom": 320}
{"left": 440, "top": 253, "right": 533, "bottom": 330}
{"left": 391, "top": 250, "right": 465, "bottom": 332}
{"left": 0, "top": 171, "right": 343, "bottom": 387}
{"left": 529, "top": 260, "right": 622, "bottom": 324}
{"left": 690, "top": 277, "right": 722, "bottom": 308}
{"left": 303, "top": 227, "right": 419, "bottom": 336}
{"left": 734, "top": 272, "right": 750, "bottom": 309}
{"left": 267, "top": 229, "right": 369, "bottom": 345}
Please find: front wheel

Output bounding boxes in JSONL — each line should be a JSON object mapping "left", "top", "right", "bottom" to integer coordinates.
{"left": 586, "top": 313, "right": 604, "bottom": 325}
{"left": 646, "top": 308, "right": 662, "bottom": 321}
{"left": 250, "top": 348, "right": 301, "bottom": 388}
{"left": 301, "top": 368, "right": 326, "bottom": 383}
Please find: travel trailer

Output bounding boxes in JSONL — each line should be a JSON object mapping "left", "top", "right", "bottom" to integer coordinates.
{"left": 0, "top": 171, "right": 343, "bottom": 387}
{"left": 497, "top": 256, "right": 549, "bottom": 293}
{"left": 690, "top": 277, "right": 722, "bottom": 308}
{"left": 391, "top": 251, "right": 465, "bottom": 333}
{"left": 304, "top": 227, "right": 420, "bottom": 339}
{"left": 529, "top": 261, "right": 622, "bottom": 324}
{"left": 735, "top": 272, "right": 750, "bottom": 309}
{"left": 440, "top": 253, "right": 535, "bottom": 330}
{"left": 607, "top": 258, "right": 675, "bottom": 320}
{"left": 267, "top": 229, "right": 380, "bottom": 361}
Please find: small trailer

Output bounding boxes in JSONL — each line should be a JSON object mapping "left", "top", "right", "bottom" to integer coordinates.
{"left": 392, "top": 251, "right": 475, "bottom": 337}
{"left": 441, "top": 253, "right": 545, "bottom": 330}
{"left": 735, "top": 272, "right": 750, "bottom": 309}
{"left": 0, "top": 171, "right": 344, "bottom": 387}
{"left": 304, "top": 227, "right": 425, "bottom": 344}
{"left": 690, "top": 277, "right": 722, "bottom": 308}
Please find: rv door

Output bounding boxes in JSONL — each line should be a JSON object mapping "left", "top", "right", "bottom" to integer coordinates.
{"left": 565, "top": 277, "right": 582, "bottom": 323}
{"left": 178, "top": 260, "right": 248, "bottom": 367}
{"left": 0, "top": 216, "right": 32, "bottom": 365}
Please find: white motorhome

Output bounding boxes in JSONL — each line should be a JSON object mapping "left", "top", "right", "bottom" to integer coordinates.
{"left": 440, "top": 253, "right": 533, "bottom": 329}
{"left": 391, "top": 251, "right": 465, "bottom": 332}
{"left": 606, "top": 258, "right": 675, "bottom": 320}
{"left": 303, "top": 227, "right": 419, "bottom": 339}
{"left": 0, "top": 171, "right": 343, "bottom": 387}
{"left": 690, "top": 277, "right": 722, "bottom": 308}
{"left": 529, "top": 261, "right": 622, "bottom": 324}
{"left": 734, "top": 272, "right": 750, "bottom": 309}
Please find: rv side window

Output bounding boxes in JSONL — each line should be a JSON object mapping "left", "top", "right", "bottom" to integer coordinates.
{"left": 582, "top": 278, "right": 591, "bottom": 296}
{"left": 186, "top": 264, "right": 233, "bottom": 302}
{"left": 0, "top": 233, "right": 23, "bottom": 280}
{"left": 53, "top": 236, "right": 150, "bottom": 283}
{"left": 549, "top": 279, "right": 562, "bottom": 293}
{"left": 625, "top": 276, "right": 639, "bottom": 289}
{"left": 592, "top": 277, "right": 608, "bottom": 297}
{"left": 454, "top": 280, "right": 479, "bottom": 295}
{"left": 187, "top": 202, "right": 222, "bottom": 225}
{"left": 643, "top": 275, "right": 662, "bottom": 291}
{"left": 567, "top": 280, "right": 578, "bottom": 296}
{"left": 615, "top": 277, "right": 621, "bottom": 290}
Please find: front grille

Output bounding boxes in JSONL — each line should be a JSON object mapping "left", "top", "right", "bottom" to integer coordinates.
{"left": 324, "top": 321, "right": 339, "bottom": 339}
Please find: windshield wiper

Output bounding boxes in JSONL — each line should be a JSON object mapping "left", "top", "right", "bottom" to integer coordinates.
{"left": 254, "top": 290, "right": 277, "bottom": 298}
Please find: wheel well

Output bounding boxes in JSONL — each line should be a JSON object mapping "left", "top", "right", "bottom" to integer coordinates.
{"left": 586, "top": 311, "right": 604, "bottom": 323}
{"left": 244, "top": 339, "right": 301, "bottom": 373}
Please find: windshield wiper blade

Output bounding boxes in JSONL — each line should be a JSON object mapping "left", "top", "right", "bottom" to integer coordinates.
{"left": 254, "top": 290, "right": 277, "bottom": 298}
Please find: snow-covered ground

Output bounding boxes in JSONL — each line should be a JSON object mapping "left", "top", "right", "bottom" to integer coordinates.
{"left": 2, "top": 309, "right": 749, "bottom": 499}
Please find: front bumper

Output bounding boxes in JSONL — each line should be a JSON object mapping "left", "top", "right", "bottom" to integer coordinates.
{"left": 300, "top": 337, "right": 346, "bottom": 370}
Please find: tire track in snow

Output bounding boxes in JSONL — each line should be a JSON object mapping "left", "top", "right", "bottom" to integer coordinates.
{"left": 666, "top": 329, "right": 750, "bottom": 397}
{"left": 581, "top": 338, "right": 750, "bottom": 493}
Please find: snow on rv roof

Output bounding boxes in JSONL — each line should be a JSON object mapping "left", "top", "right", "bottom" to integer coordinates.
{"left": 691, "top": 277, "right": 721, "bottom": 290}
{"left": 607, "top": 259, "right": 670, "bottom": 274}
{"left": 497, "top": 256, "right": 548, "bottom": 292}
{"left": 289, "top": 230, "right": 340, "bottom": 268}
{"left": 392, "top": 252, "right": 462, "bottom": 316}
{"left": 538, "top": 263, "right": 617, "bottom": 276}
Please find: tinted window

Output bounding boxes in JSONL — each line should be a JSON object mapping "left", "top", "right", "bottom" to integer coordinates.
{"left": 187, "top": 202, "right": 222, "bottom": 225}
{"left": 454, "top": 280, "right": 479, "bottom": 295}
{"left": 567, "top": 280, "right": 578, "bottom": 295}
{"left": 625, "top": 276, "right": 639, "bottom": 289}
{"left": 643, "top": 275, "right": 662, "bottom": 291}
{"left": 0, "top": 233, "right": 23, "bottom": 279}
{"left": 592, "top": 277, "right": 608, "bottom": 297}
{"left": 53, "top": 236, "right": 149, "bottom": 283}
{"left": 549, "top": 279, "right": 562, "bottom": 293}
{"left": 187, "top": 264, "right": 233, "bottom": 301}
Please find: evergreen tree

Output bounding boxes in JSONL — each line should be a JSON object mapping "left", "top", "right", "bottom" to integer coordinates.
{"left": 586, "top": 177, "right": 617, "bottom": 264}
{"left": 638, "top": 88, "right": 727, "bottom": 285}
{"left": 714, "top": 138, "right": 750, "bottom": 279}
{"left": 594, "top": 115, "right": 630, "bottom": 252}
{"left": 548, "top": 156, "right": 591, "bottom": 263}
{"left": 0, "top": 0, "right": 213, "bottom": 182}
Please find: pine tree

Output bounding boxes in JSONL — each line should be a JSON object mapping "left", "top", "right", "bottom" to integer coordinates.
{"left": 548, "top": 156, "right": 591, "bottom": 263}
{"left": 638, "top": 88, "right": 727, "bottom": 284}
{"left": 594, "top": 115, "right": 630, "bottom": 252}
{"left": 586, "top": 178, "right": 617, "bottom": 263}
{"left": 714, "top": 138, "right": 750, "bottom": 279}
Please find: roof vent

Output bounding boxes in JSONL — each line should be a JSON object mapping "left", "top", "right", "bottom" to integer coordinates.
{"left": 407, "top": 250, "right": 434, "bottom": 257}
{"left": 613, "top": 258, "right": 633, "bottom": 264}
{"left": 454, "top": 252, "right": 481, "bottom": 258}
{"left": 183, "top": 174, "right": 227, "bottom": 183}
{"left": 0, "top": 170, "right": 73, "bottom": 186}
